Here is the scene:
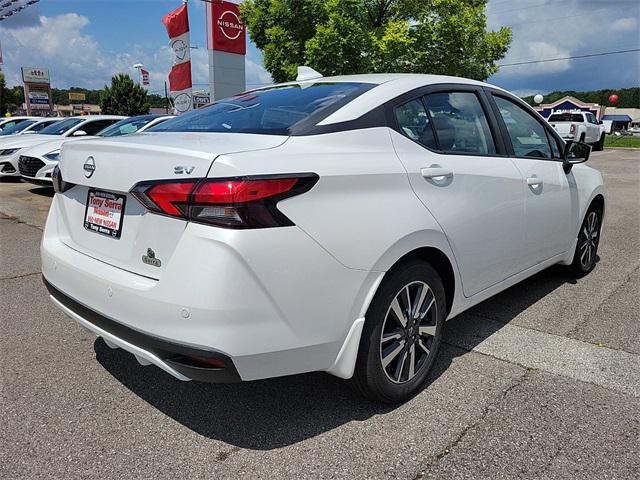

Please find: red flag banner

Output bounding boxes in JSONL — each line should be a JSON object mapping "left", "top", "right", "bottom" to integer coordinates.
{"left": 162, "top": 3, "right": 193, "bottom": 113}
{"left": 140, "top": 68, "right": 150, "bottom": 86}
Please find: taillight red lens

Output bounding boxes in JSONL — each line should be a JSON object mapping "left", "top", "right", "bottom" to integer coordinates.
{"left": 192, "top": 178, "right": 298, "bottom": 204}
{"left": 570, "top": 124, "right": 576, "bottom": 134}
{"left": 131, "top": 174, "right": 317, "bottom": 229}
{"left": 147, "top": 181, "right": 194, "bottom": 217}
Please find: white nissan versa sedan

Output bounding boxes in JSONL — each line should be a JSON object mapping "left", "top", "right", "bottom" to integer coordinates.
{"left": 42, "top": 72, "right": 604, "bottom": 402}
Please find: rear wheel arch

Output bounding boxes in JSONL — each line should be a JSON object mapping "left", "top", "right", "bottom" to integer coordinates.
{"left": 385, "top": 247, "right": 455, "bottom": 317}
{"left": 589, "top": 193, "right": 605, "bottom": 217}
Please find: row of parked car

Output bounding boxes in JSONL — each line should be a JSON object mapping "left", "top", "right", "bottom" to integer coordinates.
{"left": 0, "top": 114, "right": 174, "bottom": 184}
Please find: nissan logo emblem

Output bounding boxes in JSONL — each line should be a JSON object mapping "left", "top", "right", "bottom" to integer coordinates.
{"left": 83, "top": 156, "right": 96, "bottom": 178}
{"left": 217, "top": 10, "right": 244, "bottom": 40}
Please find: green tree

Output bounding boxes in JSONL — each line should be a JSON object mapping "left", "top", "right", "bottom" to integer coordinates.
{"left": 240, "top": 0, "right": 512, "bottom": 82}
{"left": 100, "top": 74, "right": 150, "bottom": 115}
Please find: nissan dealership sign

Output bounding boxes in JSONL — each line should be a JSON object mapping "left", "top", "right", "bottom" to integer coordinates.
{"left": 207, "top": 0, "right": 246, "bottom": 55}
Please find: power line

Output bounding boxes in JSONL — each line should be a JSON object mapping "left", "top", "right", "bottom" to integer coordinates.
{"left": 498, "top": 48, "right": 640, "bottom": 67}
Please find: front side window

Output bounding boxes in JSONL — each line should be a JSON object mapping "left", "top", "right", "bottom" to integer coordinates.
{"left": 423, "top": 92, "right": 496, "bottom": 155}
{"left": 494, "top": 96, "right": 552, "bottom": 159}
{"left": 80, "top": 120, "right": 120, "bottom": 136}
{"left": 149, "top": 82, "right": 374, "bottom": 135}
{"left": 394, "top": 98, "right": 437, "bottom": 149}
{"left": 30, "top": 120, "right": 59, "bottom": 132}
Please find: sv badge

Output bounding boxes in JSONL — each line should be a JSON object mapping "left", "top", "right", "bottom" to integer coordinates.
{"left": 174, "top": 165, "right": 195, "bottom": 175}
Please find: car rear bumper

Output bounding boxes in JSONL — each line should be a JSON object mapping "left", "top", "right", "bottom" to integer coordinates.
{"left": 41, "top": 195, "right": 377, "bottom": 382}
{"left": 44, "top": 276, "right": 242, "bottom": 382}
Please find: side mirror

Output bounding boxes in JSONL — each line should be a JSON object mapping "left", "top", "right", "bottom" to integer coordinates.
{"left": 72, "top": 129, "right": 87, "bottom": 137}
{"left": 563, "top": 140, "right": 590, "bottom": 173}
{"left": 598, "top": 120, "right": 604, "bottom": 125}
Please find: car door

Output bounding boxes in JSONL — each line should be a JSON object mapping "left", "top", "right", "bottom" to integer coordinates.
{"left": 389, "top": 86, "right": 527, "bottom": 297}
{"left": 489, "top": 93, "right": 574, "bottom": 268}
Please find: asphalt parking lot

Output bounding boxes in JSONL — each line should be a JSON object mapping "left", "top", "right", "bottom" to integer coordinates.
{"left": 1, "top": 149, "right": 639, "bottom": 479}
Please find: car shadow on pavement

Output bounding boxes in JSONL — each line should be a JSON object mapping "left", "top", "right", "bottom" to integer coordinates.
{"left": 94, "top": 264, "right": 585, "bottom": 450}
{"left": 28, "top": 186, "right": 54, "bottom": 198}
{"left": 442, "top": 264, "right": 581, "bottom": 350}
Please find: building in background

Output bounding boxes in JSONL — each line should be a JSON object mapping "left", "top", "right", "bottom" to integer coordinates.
{"left": 534, "top": 95, "right": 640, "bottom": 133}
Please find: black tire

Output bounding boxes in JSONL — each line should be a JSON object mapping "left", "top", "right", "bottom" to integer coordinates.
{"left": 352, "top": 260, "right": 446, "bottom": 403}
{"left": 594, "top": 134, "right": 605, "bottom": 151}
{"left": 579, "top": 133, "right": 586, "bottom": 143}
{"left": 570, "top": 205, "right": 602, "bottom": 277}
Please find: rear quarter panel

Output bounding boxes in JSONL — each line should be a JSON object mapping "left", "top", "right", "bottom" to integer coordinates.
{"left": 208, "top": 127, "right": 457, "bottom": 271}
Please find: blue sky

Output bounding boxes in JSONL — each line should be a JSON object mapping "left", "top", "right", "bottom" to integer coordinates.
{"left": 1, "top": 0, "right": 638, "bottom": 99}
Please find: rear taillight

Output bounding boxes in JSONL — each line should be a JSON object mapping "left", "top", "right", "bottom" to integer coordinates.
{"left": 131, "top": 174, "right": 318, "bottom": 229}
{"left": 570, "top": 124, "right": 576, "bottom": 134}
{"left": 52, "top": 165, "right": 75, "bottom": 194}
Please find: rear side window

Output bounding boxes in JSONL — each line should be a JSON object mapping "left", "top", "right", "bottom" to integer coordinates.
{"left": 494, "top": 96, "right": 552, "bottom": 159}
{"left": 394, "top": 99, "right": 437, "bottom": 149}
{"left": 423, "top": 92, "right": 496, "bottom": 155}
{"left": 150, "top": 82, "right": 374, "bottom": 135}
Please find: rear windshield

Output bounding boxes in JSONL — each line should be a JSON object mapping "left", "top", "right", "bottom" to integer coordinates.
{"left": 40, "top": 118, "right": 84, "bottom": 135}
{"left": 0, "top": 120, "right": 36, "bottom": 135}
{"left": 548, "top": 113, "right": 584, "bottom": 122}
{"left": 149, "top": 82, "right": 374, "bottom": 135}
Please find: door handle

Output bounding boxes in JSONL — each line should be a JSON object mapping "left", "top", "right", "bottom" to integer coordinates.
{"left": 421, "top": 165, "right": 453, "bottom": 180}
{"left": 526, "top": 176, "right": 543, "bottom": 187}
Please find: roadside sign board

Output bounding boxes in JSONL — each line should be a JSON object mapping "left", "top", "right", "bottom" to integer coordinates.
{"left": 193, "top": 93, "right": 210, "bottom": 106}
{"left": 28, "top": 91, "right": 50, "bottom": 110}
{"left": 22, "top": 67, "right": 50, "bottom": 84}
{"left": 207, "top": 1, "right": 246, "bottom": 54}
{"left": 69, "top": 92, "right": 86, "bottom": 101}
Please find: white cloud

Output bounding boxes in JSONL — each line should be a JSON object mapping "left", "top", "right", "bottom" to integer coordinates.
{"left": 488, "top": 0, "right": 639, "bottom": 89}
{"left": 1, "top": 11, "right": 272, "bottom": 97}
{"left": 611, "top": 17, "right": 637, "bottom": 32}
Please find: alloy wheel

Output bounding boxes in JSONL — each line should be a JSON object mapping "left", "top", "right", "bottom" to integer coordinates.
{"left": 379, "top": 281, "right": 438, "bottom": 384}
{"left": 579, "top": 211, "right": 599, "bottom": 268}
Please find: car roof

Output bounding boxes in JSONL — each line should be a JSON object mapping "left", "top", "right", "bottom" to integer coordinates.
{"left": 70, "top": 115, "right": 127, "bottom": 120}
{"left": 275, "top": 73, "right": 509, "bottom": 126}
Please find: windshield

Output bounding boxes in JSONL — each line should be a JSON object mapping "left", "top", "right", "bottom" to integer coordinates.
{"left": 39, "top": 118, "right": 84, "bottom": 135}
{"left": 548, "top": 113, "right": 584, "bottom": 122}
{"left": 149, "top": 82, "right": 374, "bottom": 135}
{"left": 0, "top": 120, "right": 36, "bottom": 136}
{"left": 99, "top": 116, "right": 158, "bottom": 137}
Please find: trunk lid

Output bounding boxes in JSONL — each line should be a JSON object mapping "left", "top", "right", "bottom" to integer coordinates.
{"left": 549, "top": 122, "right": 574, "bottom": 137}
{"left": 56, "top": 132, "right": 288, "bottom": 279}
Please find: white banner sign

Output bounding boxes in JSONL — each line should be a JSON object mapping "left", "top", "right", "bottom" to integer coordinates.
{"left": 22, "top": 67, "right": 50, "bottom": 84}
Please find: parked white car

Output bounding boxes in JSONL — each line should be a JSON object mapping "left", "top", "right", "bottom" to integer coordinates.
{"left": 0, "top": 116, "right": 37, "bottom": 133}
{"left": 43, "top": 72, "right": 604, "bottom": 402}
{"left": 19, "top": 115, "right": 173, "bottom": 184}
{"left": 0, "top": 117, "right": 62, "bottom": 137}
{"left": 0, "top": 115, "right": 124, "bottom": 179}
{"left": 547, "top": 110, "right": 606, "bottom": 151}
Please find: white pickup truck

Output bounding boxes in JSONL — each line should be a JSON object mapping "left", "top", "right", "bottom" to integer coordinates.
{"left": 547, "top": 110, "right": 606, "bottom": 151}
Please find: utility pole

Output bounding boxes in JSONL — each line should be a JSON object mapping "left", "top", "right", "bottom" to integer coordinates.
{"left": 164, "top": 81, "right": 169, "bottom": 114}
{"left": 133, "top": 63, "right": 144, "bottom": 85}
